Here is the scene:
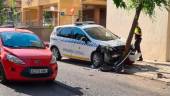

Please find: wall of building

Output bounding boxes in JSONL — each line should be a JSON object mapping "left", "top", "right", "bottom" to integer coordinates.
{"left": 83, "top": 0, "right": 106, "bottom": 5}
{"left": 22, "top": 0, "right": 106, "bottom": 26}
{"left": 25, "top": 27, "right": 53, "bottom": 41}
{"left": 107, "top": 0, "right": 169, "bottom": 61}
{"left": 167, "top": 14, "right": 170, "bottom": 62}
{"left": 59, "top": 0, "right": 81, "bottom": 25}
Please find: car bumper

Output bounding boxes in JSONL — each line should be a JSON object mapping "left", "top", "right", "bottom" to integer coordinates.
{"left": 4, "top": 62, "right": 58, "bottom": 81}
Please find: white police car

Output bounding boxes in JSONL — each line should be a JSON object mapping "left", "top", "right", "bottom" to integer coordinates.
{"left": 50, "top": 22, "right": 134, "bottom": 67}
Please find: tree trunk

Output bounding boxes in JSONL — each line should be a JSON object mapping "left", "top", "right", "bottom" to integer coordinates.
{"left": 123, "top": 4, "right": 143, "bottom": 57}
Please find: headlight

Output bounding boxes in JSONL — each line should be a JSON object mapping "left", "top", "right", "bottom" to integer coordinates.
{"left": 50, "top": 55, "right": 57, "bottom": 64}
{"left": 112, "top": 54, "right": 120, "bottom": 58}
{"left": 6, "top": 54, "right": 25, "bottom": 65}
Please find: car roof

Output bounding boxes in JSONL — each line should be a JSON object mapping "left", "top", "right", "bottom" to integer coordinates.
{"left": 0, "top": 28, "right": 33, "bottom": 33}
{"left": 55, "top": 24, "right": 102, "bottom": 30}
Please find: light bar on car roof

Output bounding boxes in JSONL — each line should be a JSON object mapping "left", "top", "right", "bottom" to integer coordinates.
{"left": 83, "top": 21, "right": 96, "bottom": 24}
{"left": 74, "top": 22, "right": 83, "bottom": 26}
{"left": 74, "top": 21, "right": 96, "bottom": 26}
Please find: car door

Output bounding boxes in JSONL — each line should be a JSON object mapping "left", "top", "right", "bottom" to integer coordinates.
{"left": 55, "top": 27, "right": 74, "bottom": 57}
{"left": 71, "top": 27, "right": 96, "bottom": 61}
{"left": 0, "top": 38, "right": 2, "bottom": 60}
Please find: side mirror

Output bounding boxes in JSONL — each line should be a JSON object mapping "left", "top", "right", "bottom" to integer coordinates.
{"left": 44, "top": 41, "right": 49, "bottom": 48}
{"left": 81, "top": 37, "right": 89, "bottom": 43}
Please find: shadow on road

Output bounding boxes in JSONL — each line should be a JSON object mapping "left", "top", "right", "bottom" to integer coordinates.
{"left": 60, "top": 58, "right": 91, "bottom": 68}
{"left": 125, "top": 64, "right": 159, "bottom": 74}
{"left": 2, "top": 81, "right": 83, "bottom": 96}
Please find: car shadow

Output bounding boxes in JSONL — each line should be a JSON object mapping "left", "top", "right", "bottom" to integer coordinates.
{"left": 2, "top": 81, "right": 83, "bottom": 96}
{"left": 60, "top": 58, "right": 92, "bottom": 68}
{"left": 125, "top": 64, "right": 159, "bottom": 74}
{"left": 59, "top": 58, "right": 161, "bottom": 75}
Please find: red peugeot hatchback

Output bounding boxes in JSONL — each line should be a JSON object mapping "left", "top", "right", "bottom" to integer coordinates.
{"left": 0, "top": 28, "right": 58, "bottom": 83}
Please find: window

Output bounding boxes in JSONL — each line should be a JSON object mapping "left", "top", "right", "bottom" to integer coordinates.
{"left": 58, "top": 27, "right": 73, "bottom": 38}
{"left": 72, "top": 27, "right": 86, "bottom": 40}
{"left": 84, "top": 27, "right": 119, "bottom": 41}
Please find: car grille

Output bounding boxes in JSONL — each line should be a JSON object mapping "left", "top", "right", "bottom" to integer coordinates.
{"left": 21, "top": 67, "right": 52, "bottom": 78}
{"left": 112, "top": 45, "right": 125, "bottom": 54}
{"left": 103, "top": 45, "right": 125, "bottom": 64}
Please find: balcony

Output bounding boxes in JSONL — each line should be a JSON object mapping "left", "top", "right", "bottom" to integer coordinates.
{"left": 82, "top": 0, "right": 106, "bottom": 5}
{"left": 39, "top": 0, "right": 59, "bottom": 6}
{"left": 22, "top": 0, "right": 59, "bottom": 8}
{"left": 22, "top": 0, "right": 39, "bottom": 8}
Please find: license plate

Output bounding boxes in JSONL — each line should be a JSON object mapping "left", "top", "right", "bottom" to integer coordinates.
{"left": 30, "top": 69, "right": 48, "bottom": 74}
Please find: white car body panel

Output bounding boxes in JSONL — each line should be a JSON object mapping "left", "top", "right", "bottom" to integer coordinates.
{"left": 50, "top": 24, "right": 135, "bottom": 62}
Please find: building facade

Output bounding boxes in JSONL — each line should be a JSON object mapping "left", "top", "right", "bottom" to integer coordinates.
{"left": 107, "top": 0, "right": 170, "bottom": 62}
{"left": 4, "top": 0, "right": 21, "bottom": 11}
{"left": 21, "top": 0, "right": 106, "bottom": 27}
{"left": 2, "top": 0, "right": 21, "bottom": 23}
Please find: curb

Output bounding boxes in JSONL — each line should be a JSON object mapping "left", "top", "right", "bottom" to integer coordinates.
{"left": 131, "top": 71, "right": 170, "bottom": 85}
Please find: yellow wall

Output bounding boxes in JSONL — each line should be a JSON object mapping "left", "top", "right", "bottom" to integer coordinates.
{"left": 22, "top": 0, "right": 59, "bottom": 8}
{"left": 167, "top": 15, "right": 170, "bottom": 61}
{"left": 22, "top": 0, "right": 39, "bottom": 8}
{"left": 59, "top": 0, "right": 81, "bottom": 25}
{"left": 107, "top": 0, "right": 169, "bottom": 62}
{"left": 83, "top": 0, "right": 106, "bottom": 5}
{"left": 24, "top": 9, "right": 38, "bottom": 23}
{"left": 39, "top": 0, "right": 59, "bottom": 6}
{"left": 22, "top": 0, "right": 106, "bottom": 25}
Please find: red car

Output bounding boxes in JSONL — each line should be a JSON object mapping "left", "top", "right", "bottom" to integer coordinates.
{"left": 0, "top": 28, "right": 58, "bottom": 83}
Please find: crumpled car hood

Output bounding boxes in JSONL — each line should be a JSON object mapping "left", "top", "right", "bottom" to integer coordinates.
{"left": 94, "top": 38, "right": 125, "bottom": 47}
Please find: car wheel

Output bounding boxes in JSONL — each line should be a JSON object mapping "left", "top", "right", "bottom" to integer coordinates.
{"left": 91, "top": 52, "right": 103, "bottom": 68}
{"left": 51, "top": 47, "right": 62, "bottom": 60}
{"left": 0, "top": 64, "right": 7, "bottom": 84}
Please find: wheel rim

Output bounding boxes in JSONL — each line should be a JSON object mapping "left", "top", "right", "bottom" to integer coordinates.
{"left": 52, "top": 48, "right": 59, "bottom": 59}
{"left": 93, "top": 54, "right": 100, "bottom": 66}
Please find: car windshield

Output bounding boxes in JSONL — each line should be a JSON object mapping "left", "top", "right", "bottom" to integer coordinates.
{"left": 84, "top": 27, "right": 119, "bottom": 41}
{"left": 1, "top": 32, "right": 45, "bottom": 49}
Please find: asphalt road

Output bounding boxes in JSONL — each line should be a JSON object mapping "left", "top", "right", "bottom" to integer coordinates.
{"left": 0, "top": 58, "right": 170, "bottom": 96}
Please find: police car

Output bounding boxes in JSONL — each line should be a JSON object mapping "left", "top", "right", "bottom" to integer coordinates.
{"left": 50, "top": 22, "right": 134, "bottom": 67}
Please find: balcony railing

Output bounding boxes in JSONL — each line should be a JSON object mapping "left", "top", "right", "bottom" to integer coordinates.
{"left": 22, "top": 0, "right": 39, "bottom": 8}
{"left": 22, "top": 0, "right": 59, "bottom": 8}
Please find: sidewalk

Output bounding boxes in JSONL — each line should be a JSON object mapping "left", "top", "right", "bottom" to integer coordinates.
{"left": 127, "top": 61, "right": 170, "bottom": 84}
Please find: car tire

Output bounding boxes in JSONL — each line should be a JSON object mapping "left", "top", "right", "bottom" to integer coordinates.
{"left": 0, "top": 64, "right": 7, "bottom": 84}
{"left": 51, "top": 47, "right": 62, "bottom": 60}
{"left": 91, "top": 52, "right": 103, "bottom": 68}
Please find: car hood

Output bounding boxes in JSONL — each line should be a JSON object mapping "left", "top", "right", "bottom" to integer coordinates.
{"left": 94, "top": 38, "right": 125, "bottom": 47}
{"left": 4, "top": 47, "right": 52, "bottom": 59}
